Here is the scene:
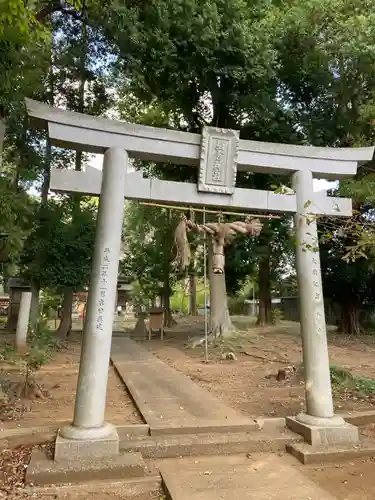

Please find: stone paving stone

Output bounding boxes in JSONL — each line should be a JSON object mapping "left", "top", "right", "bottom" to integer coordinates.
{"left": 160, "top": 454, "right": 337, "bottom": 500}
{"left": 111, "top": 337, "right": 257, "bottom": 434}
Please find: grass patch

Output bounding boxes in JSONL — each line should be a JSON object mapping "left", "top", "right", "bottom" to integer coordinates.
{"left": 330, "top": 365, "right": 375, "bottom": 398}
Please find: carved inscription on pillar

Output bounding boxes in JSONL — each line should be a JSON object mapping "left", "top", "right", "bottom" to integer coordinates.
{"left": 311, "top": 256, "right": 322, "bottom": 303}
{"left": 311, "top": 253, "right": 326, "bottom": 335}
{"left": 96, "top": 247, "right": 111, "bottom": 332}
{"left": 198, "top": 126, "right": 239, "bottom": 194}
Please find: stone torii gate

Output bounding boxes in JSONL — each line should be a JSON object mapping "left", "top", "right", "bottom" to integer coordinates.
{"left": 26, "top": 99, "right": 374, "bottom": 461}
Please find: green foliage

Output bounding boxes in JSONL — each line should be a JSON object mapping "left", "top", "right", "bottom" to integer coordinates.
{"left": 227, "top": 296, "right": 247, "bottom": 315}
{"left": 122, "top": 202, "right": 181, "bottom": 300}
{"left": 0, "top": 0, "right": 51, "bottom": 134}
{"left": 128, "top": 280, "right": 149, "bottom": 307}
{"left": 0, "top": 0, "right": 38, "bottom": 38}
{"left": 275, "top": 0, "right": 375, "bottom": 147}
{"left": 0, "top": 0, "right": 82, "bottom": 38}
{"left": 0, "top": 315, "right": 56, "bottom": 374}
{"left": 319, "top": 191, "right": 375, "bottom": 333}
{"left": 3, "top": 0, "right": 375, "bottom": 332}
{"left": 0, "top": 176, "right": 37, "bottom": 263}
{"left": 107, "top": 0, "right": 278, "bottom": 127}
{"left": 170, "top": 280, "right": 208, "bottom": 314}
{"left": 40, "top": 288, "right": 62, "bottom": 317}
{"left": 330, "top": 365, "right": 375, "bottom": 399}
{"left": 0, "top": 342, "right": 15, "bottom": 362}
{"left": 52, "top": 11, "right": 114, "bottom": 116}
{"left": 27, "top": 316, "right": 57, "bottom": 369}
{"left": 20, "top": 198, "right": 96, "bottom": 291}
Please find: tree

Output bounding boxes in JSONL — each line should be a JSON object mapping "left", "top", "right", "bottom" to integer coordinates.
{"left": 107, "top": 1, "right": 306, "bottom": 329}
{"left": 320, "top": 228, "right": 375, "bottom": 335}
{"left": 0, "top": 0, "right": 53, "bottom": 268}
{"left": 122, "top": 202, "right": 181, "bottom": 327}
{"left": 20, "top": 198, "right": 96, "bottom": 335}
{"left": 15, "top": 6, "right": 115, "bottom": 333}
{"left": 174, "top": 214, "right": 262, "bottom": 338}
{"left": 7, "top": 0, "right": 375, "bottom": 340}
{"left": 274, "top": 0, "right": 375, "bottom": 147}
{"left": 269, "top": 0, "right": 375, "bottom": 332}
{"left": 107, "top": 0, "right": 290, "bottom": 330}
{"left": 47, "top": 9, "right": 113, "bottom": 334}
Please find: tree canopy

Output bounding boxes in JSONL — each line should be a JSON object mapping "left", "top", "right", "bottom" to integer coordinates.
{"left": 2, "top": 0, "right": 375, "bottom": 333}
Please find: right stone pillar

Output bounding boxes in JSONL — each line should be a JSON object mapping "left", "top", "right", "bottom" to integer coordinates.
{"left": 286, "top": 169, "right": 359, "bottom": 450}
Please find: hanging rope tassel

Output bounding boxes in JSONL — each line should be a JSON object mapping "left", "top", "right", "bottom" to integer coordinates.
{"left": 174, "top": 216, "right": 191, "bottom": 268}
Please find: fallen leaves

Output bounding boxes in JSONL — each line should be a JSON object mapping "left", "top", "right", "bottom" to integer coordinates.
{"left": 0, "top": 445, "right": 32, "bottom": 497}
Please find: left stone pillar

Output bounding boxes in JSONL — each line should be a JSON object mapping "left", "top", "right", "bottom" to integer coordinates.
{"left": 16, "top": 291, "right": 32, "bottom": 352}
{"left": 55, "top": 148, "right": 127, "bottom": 461}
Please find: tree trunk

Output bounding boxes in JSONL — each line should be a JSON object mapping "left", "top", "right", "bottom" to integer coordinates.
{"left": 57, "top": 288, "right": 73, "bottom": 337}
{"left": 30, "top": 70, "right": 54, "bottom": 332}
{"left": 40, "top": 138, "right": 51, "bottom": 206}
{"left": 208, "top": 238, "right": 235, "bottom": 338}
{"left": 189, "top": 274, "right": 198, "bottom": 316}
{"left": 162, "top": 210, "right": 177, "bottom": 328}
{"left": 162, "top": 281, "right": 174, "bottom": 327}
{"left": 58, "top": 26, "right": 85, "bottom": 340}
{"left": 0, "top": 118, "right": 5, "bottom": 167}
{"left": 338, "top": 303, "right": 363, "bottom": 335}
{"left": 257, "top": 254, "right": 273, "bottom": 326}
{"left": 162, "top": 232, "right": 175, "bottom": 328}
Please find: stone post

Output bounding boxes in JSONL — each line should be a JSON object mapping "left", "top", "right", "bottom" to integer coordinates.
{"left": 286, "top": 170, "right": 359, "bottom": 449}
{"left": 15, "top": 291, "right": 32, "bottom": 352}
{"left": 292, "top": 169, "right": 335, "bottom": 421}
{"left": 56, "top": 148, "right": 127, "bottom": 460}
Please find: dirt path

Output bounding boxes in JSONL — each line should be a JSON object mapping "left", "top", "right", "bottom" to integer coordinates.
{"left": 0, "top": 341, "right": 142, "bottom": 429}
{"left": 147, "top": 318, "right": 375, "bottom": 418}
{"left": 301, "top": 456, "right": 375, "bottom": 500}
{"left": 142, "top": 317, "right": 375, "bottom": 500}
{"left": 2, "top": 317, "right": 375, "bottom": 499}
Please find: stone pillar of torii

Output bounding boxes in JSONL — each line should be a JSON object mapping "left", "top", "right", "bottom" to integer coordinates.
{"left": 25, "top": 98, "right": 374, "bottom": 459}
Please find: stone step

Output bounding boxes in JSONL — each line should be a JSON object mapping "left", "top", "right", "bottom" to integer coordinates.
{"left": 24, "top": 476, "right": 162, "bottom": 499}
{"left": 159, "top": 454, "right": 337, "bottom": 499}
{"left": 149, "top": 420, "right": 259, "bottom": 436}
{"left": 286, "top": 439, "right": 375, "bottom": 464}
{"left": 120, "top": 429, "right": 302, "bottom": 459}
{"left": 111, "top": 337, "right": 258, "bottom": 435}
{"left": 26, "top": 450, "right": 147, "bottom": 486}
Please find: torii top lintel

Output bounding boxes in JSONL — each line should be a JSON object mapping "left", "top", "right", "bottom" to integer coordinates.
{"left": 26, "top": 99, "right": 374, "bottom": 182}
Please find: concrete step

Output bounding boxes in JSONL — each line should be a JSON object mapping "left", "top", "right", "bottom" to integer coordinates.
{"left": 111, "top": 337, "right": 258, "bottom": 435}
{"left": 24, "top": 476, "right": 162, "bottom": 499}
{"left": 286, "top": 439, "right": 375, "bottom": 464}
{"left": 26, "top": 450, "right": 147, "bottom": 486}
{"left": 120, "top": 429, "right": 302, "bottom": 459}
{"left": 159, "top": 454, "right": 336, "bottom": 499}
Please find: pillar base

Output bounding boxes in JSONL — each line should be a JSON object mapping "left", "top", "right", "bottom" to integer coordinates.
{"left": 54, "top": 422, "right": 119, "bottom": 462}
{"left": 286, "top": 415, "right": 359, "bottom": 446}
{"left": 296, "top": 412, "right": 346, "bottom": 427}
